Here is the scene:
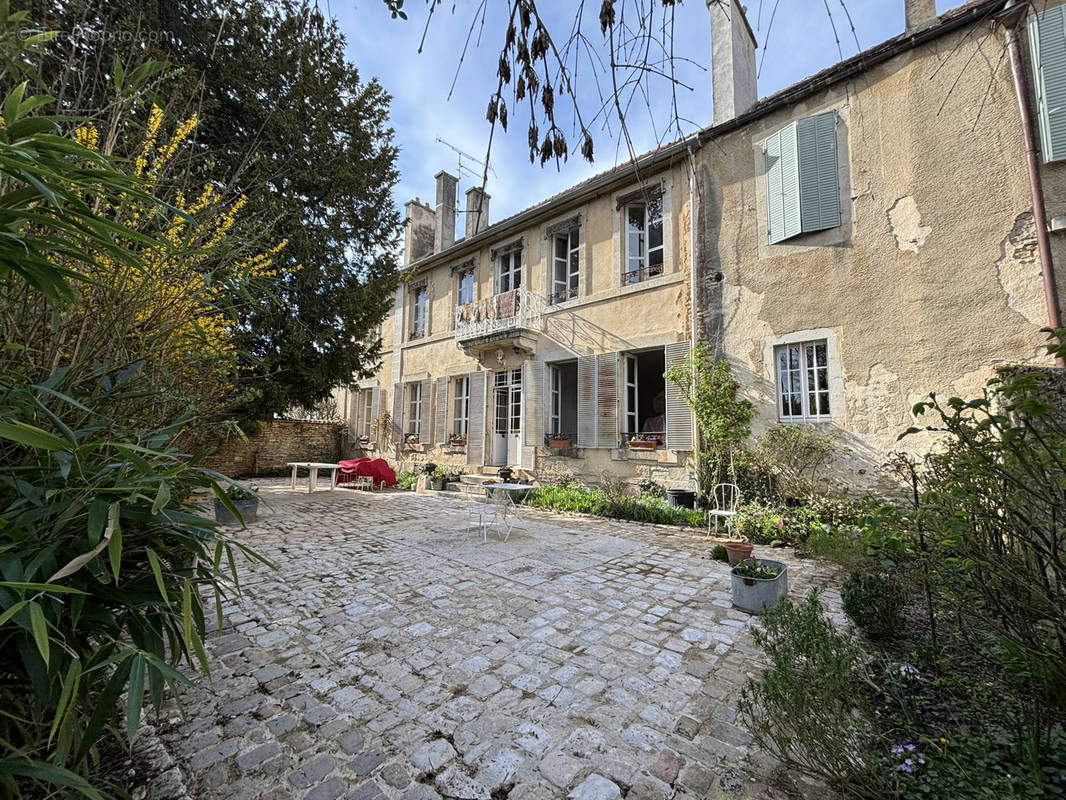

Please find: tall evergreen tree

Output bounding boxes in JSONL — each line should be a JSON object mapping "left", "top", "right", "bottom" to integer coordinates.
{"left": 25, "top": 0, "right": 400, "bottom": 420}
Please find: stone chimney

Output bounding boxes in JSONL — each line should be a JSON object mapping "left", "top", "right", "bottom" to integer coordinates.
{"left": 465, "top": 187, "right": 491, "bottom": 238}
{"left": 403, "top": 197, "right": 435, "bottom": 266}
{"left": 709, "top": 0, "right": 757, "bottom": 125}
{"left": 904, "top": 0, "right": 936, "bottom": 31}
{"left": 434, "top": 171, "right": 458, "bottom": 253}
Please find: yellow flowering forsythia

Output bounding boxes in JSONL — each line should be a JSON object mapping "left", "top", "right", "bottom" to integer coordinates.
{"left": 74, "top": 105, "right": 287, "bottom": 416}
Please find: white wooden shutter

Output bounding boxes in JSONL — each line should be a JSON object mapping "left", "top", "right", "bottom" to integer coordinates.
{"left": 522, "top": 361, "right": 546, "bottom": 447}
{"left": 391, "top": 383, "right": 403, "bottom": 443}
{"left": 665, "top": 341, "right": 694, "bottom": 451}
{"left": 466, "top": 371, "right": 487, "bottom": 465}
{"left": 798, "top": 111, "right": 840, "bottom": 233}
{"left": 576, "top": 355, "right": 597, "bottom": 447}
{"left": 348, "top": 389, "right": 359, "bottom": 439}
{"left": 596, "top": 353, "right": 619, "bottom": 449}
{"left": 765, "top": 121, "right": 800, "bottom": 244}
{"left": 434, "top": 376, "right": 449, "bottom": 443}
{"left": 419, "top": 378, "right": 433, "bottom": 445}
{"left": 1030, "top": 7, "right": 1066, "bottom": 163}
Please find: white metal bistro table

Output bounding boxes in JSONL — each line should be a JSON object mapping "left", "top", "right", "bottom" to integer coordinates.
{"left": 287, "top": 462, "right": 341, "bottom": 493}
{"left": 485, "top": 482, "right": 532, "bottom": 522}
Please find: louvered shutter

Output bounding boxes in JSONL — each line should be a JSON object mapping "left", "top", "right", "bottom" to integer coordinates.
{"left": 391, "top": 383, "right": 403, "bottom": 443}
{"left": 348, "top": 389, "right": 359, "bottom": 438}
{"left": 1030, "top": 7, "right": 1066, "bottom": 163}
{"left": 596, "top": 353, "right": 619, "bottom": 449}
{"left": 577, "top": 355, "right": 597, "bottom": 447}
{"left": 798, "top": 111, "right": 840, "bottom": 233}
{"left": 522, "top": 361, "right": 546, "bottom": 447}
{"left": 766, "top": 122, "right": 801, "bottom": 244}
{"left": 466, "top": 371, "right": 487, "bottom": 465}
{"left": 665, "top": 342, "right": 694, "bottom": 451}
{"left": 369, "top": 386, "right": 379, "bottom": 440}
{"left": 419, "top": 378, "right": 433, "bottom": 444}
{"left": 434, "top": 377, "right": 449, "bottom": 443}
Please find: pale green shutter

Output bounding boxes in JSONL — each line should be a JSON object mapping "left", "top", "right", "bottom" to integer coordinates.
{"left": 434, "top": 376, "right": 449, "bottom": 444}
{"left": 466, "top": 371, "right": 487, "bottom": 465}
{"left": 1029, "top": 7, "right": 1066, "bottom": 163}
{"left": 576, "top": 355, "right": 597, "bottom": 447}
{"left": 391, "top": 383, "right": 403, "bottom": 443}
{"left": 596, "top": 353, "right": 620, "bottom": 449}
{"left": 798, "top": 111, "right": 840, "bottom": 233}
{"left": 765, "top": 122, "right": 800, "bottom": 244}
{"left": 664, "top": 342, "right": 694, "bottom": 451}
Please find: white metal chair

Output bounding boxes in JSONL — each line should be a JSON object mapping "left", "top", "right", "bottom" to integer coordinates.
{"left": 707, "top": 483, "right": 740, "bottom": 537}
{"left": 468, "top": 486, "right": 519, "bottom": 542}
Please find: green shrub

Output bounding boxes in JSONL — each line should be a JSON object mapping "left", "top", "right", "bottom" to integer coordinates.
{"left": 842, "top": 572, "right": 905, "bottom": 638}
{"left": 395, "top": 471, "right": 417, "bottom": 489}
{"left": 738, "top": 591, "right": 890, "bottom": 799}
{"left": 804, "top": 522, "right": 871, "bottom": 570}
{"left": 710, "top": 543, "right": 729, "bottom": 562}
{"left": 526, "top": 482, "right": 705, "bottom": 528}
{"left": 0, "top": 366, "right": 265, "bottom": 796}
{"left": 638, "top": 479, "right": 665, "bottom": 499}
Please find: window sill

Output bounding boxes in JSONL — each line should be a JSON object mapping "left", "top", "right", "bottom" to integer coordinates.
{"left": 777, "top": 417, "right": 833, "bottom": 425}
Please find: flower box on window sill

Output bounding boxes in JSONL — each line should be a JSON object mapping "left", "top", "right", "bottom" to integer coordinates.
{"left": 547, "top": 436, "right": 572, "bottom": 449}
{"left": 447, "top": 436, "right": 467, "bottom": 447}
{"left": 356, "top": 436, "right": 373, "bottom": 447}
{"left": 627, "top": 438, "right": 660, "bottom": 451}
{"left": 403, "top": 434, "right": 421, "bottom": 445}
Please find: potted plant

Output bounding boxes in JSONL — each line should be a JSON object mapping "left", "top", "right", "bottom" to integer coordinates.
{"left": 731, "top": 557, "right": 788, "bottom": 614}
{"left": 448, "top": 433, "right": 467, "bottom": 446}
{"left": 357, "top": 434, "right": 372, "bottom": 446}
{"left": 214, "top": 483, "right": 260, "bottom": 525}
{"left": 404, "top": 432, "right": 420, "bottom": 445}
{"left": 548, "top": 433, "right": 572, "bottom": 448}
{"left": 628, "top": 434, "right": 660, "bottom": 451}
{"left": 431, "top": 465, "right": 449, "bottom": 491}
{"left": 497, "top": 467, "right": 514, "bottom": 483}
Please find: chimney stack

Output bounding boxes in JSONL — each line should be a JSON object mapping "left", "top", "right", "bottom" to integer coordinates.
{"left": 434, "top": 171, "right": 458, "bottom": 253}
{"left": 465, "top": 186, "right": 491, "bottom": 238}
{"left": 403, "top": 197, "right": 436, "bottom": 266}
{"left": 904, "top": 0, "right": 936, "bottom": 32}
{"left": 709, "top": 0, "right": 757, "bottom": 125}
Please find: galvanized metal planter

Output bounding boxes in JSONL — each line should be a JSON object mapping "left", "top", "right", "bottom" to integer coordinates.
{"left": 731, "top": 558, "right": 789, "bottom": 614}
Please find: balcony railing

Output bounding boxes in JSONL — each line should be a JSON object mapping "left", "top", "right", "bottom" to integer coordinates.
{"left": 622, "top": 262, "right": 664, "bottom": 286}
{"left": 454, "top": 288, "right": 545, "bottom": 343}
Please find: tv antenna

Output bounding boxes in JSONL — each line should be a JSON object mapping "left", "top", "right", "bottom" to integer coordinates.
{"left": 436, "top": 135, "right": 496, "bottom": 183}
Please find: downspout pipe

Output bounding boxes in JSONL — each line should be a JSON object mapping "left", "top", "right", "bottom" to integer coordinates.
{"left": 687, "top": 140, "right": 700, "bottom": 495}
{"left": 1000, "top": 0, "right": 1065, "bottom": 365}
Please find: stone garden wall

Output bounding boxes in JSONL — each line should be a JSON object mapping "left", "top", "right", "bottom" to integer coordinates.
{"left": 202, "top": 420, "right": 346, "bottom": 478}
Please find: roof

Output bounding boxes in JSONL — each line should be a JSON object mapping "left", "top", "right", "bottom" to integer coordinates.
{"left": 407, "top": 0, "right": 1007, "bottom": 273}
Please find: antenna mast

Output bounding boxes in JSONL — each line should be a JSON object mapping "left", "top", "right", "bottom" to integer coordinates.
{"left": 435, "top": 135, "right": 496, "bottom": 183}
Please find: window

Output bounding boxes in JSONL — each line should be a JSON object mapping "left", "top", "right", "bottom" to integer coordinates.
{"left": 407, "top": 382, "right": 422, "bottom": 436}
{"left": 452, "top": 376, "right": 469, "bottom": 437}
{"left": 1029, "top": 6, "right": 1066, "bottom": 163}
{"left": 622, "top": 349, "right": 666, "bottom": 441}
{"left": 623, "top": 197, "right": 664, "bottom": 285}
{"left": 410, "top": 285, "right": 428, "bottom": 339}
{"left": 456, "top": 268, "right": 475, "bottom": 306}
{"left": 551, "top": 229, "right": 579, "bottom": 303}
{"left": 496, "top": 249, "right": 522, "bottom": 293}
{"left": 775, "top": 340, "right": 831, "bottom": 421}
{"left": 548, "top": 362, "right": 578, "bottom": 437}
{"left": 358, "top": 389, "right": 373, "bottom": 437}
{"left": 765, "top": 110, "right": 840, "bottom": 244}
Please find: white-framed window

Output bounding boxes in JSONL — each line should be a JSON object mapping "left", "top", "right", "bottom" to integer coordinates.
{"left": 407, "top": 382, "right": 422, "bottom": 435}
{"left": 624, "top": 355, "right": 639, "bottom": 434}
{"left": 457, "top": 268, "right": 475, "bottom": 306}
{"left": 496, "top": 249, "right": 522, "bottom": 293}
{"left": 551, "top": 229, "right": 579, "bottom": 303}
{"left": 775, "top": 340, "right": 831, "bottom": 421}
{"left": 410, "top": 285, "right": 428, "bottom": 339}
{"left": 622, "top": 349, "right": 666, "bottom": 441}
{"left": 452, "top": 376, "right": 469, "bottom": 437}
{"left": 548, "top": 361, "right": 578, "bottom": 439}
{"left": 623, "top": 197, "right": 664, "bottom": 285}
{"left": 358, "top": 389, "right": 374, "bottom": 437}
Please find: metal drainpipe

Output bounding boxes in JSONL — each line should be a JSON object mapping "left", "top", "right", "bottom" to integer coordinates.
{"left": 687, "top": 140, "right": 701, "bottom": 495}
{"left": 1001, "top": 0, "right": 1065, "bottom": 365}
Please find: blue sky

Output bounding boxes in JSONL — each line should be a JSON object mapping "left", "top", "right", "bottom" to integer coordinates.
{"left": 334, "top": 1, "right": 965, "bottom": 225}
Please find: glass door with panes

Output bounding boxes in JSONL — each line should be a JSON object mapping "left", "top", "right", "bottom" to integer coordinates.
{"left": 491, "top": 369, "right": 522, "bottom": 467}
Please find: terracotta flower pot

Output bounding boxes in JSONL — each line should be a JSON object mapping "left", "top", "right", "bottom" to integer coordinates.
{"left": 628, "top": 440, "right": 659, "bottom": 450}
{"left": 548, "top": 438, "right": 572, "bottom": 448}
{"left": 724, "top": 541, "right": 754, "bottom": 566}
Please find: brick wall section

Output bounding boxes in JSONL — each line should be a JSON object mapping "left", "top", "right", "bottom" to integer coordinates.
{"left": 202, "top": 420, "right": 345, "bottom": 478}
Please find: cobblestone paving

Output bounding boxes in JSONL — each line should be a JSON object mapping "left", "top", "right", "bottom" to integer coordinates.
{"left": 147, "top": 482, "right": 842, "bottom": 800}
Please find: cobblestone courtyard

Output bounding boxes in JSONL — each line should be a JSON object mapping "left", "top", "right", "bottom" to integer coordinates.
{"left": 145, "top": 483, "right": 841, "bottom": 800}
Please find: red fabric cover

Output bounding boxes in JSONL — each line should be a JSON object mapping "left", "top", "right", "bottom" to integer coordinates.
{"left": 335, "top": 458, "right": 396, "bottom": 488}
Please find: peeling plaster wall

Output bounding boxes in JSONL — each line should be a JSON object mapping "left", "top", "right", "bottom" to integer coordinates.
{"left": 695, "top": 18, "right": 1055, "bottom": 491}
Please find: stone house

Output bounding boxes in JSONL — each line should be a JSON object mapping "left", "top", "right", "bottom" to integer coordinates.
{"left": 341, "top": 0, "right": 1065, "bottom": 491}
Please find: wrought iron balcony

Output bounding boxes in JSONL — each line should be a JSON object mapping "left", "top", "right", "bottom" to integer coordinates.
{"left": 453, "top": 288, "right": 545, "bottom": 347}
